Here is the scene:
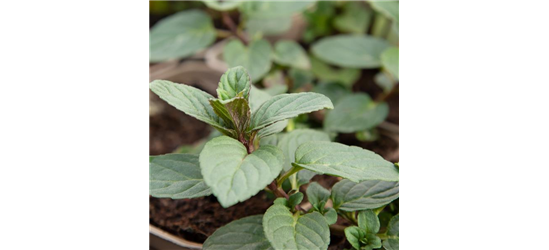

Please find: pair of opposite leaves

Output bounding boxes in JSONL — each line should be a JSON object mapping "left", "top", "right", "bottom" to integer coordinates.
{"left": 203, "top": 189, "right": 399, "bottom": 250}
{"left": 150, "top": 66, "right": 398, "bottom": 208}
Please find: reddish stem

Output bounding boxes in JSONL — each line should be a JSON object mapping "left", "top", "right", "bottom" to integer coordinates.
{"left": 221, "top": 12, "right": 249, "bottom": 45}
{"left": 268, "top": 181, "right": 289, "bottom": 199}
{"left": 267, "top": 181, "right": 306, "bottom": 212}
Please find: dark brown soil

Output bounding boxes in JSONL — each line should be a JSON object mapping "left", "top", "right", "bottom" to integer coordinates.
{"left": 311, "top": 175, "right": 341, "bottom": 190}
{"left": 328, "top": 236, "right": 352, "bottom": 250}
{"left": 149, "top": 66, "right": 399, "bottom": 248}
{"left": 353, "top": 69, "right": 385, "bottom": 101}
{"left": 149, "top": 92, "right": 211, "bottom": 156}
{"left": 328, "top": 211, "right": 354, "bottom": 250}
{"left": 298, "top": 175, "right": 340, "bottom": 206}
{"left": 150, "top": 193, "right": 272, "bottom": 243}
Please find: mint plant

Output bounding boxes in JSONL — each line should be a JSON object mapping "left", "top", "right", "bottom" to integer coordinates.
{"left": 150, "top": 66, "right": 399, "bottom": 250}
{"left": 149, "top": 1, "right": 399, "bottom": 143}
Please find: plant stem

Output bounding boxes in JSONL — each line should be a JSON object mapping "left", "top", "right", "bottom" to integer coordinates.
{"left": 247, "top": 141, "right": 255, "bottom": 154}
{"left": 373, "top": 205, "right": 387, "bottom": 215}
{"left": 215, "top": 29, "right": 232, "bottom": 38}
{"left": 349, "top": 211, "right": 358, "bottom": 224}
{"left": 221, "top": 12, "right": 249, "bottom": 45}
{"left": 377, "top": 233, "right": 388, "bottom": 240}
{"left": 276, "top": 165, "right": 303, "bottom": 187}
{"left": 338, "top": 211, "right": 358, "bottom": 225}
{"left": 371, "top": 13, "right": 390, "bottom": 38}
{"left": 246, "top": 131, "right": 257, "bottom": 154}
{"left": 375, "top": 70, "right": 397, "bottom": 105}
{"left": 286, "top": 119, "right": 295, "bottom": 132}
{"left": 268, "top": 181, "right": 288, "bottom": 198}
{"left": 267, "top": 180, "right": 306, "bottom": 212}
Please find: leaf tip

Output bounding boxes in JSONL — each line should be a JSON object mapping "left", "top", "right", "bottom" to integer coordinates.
{"left": 149, "top": 79, "right": 161, "bottom": 89}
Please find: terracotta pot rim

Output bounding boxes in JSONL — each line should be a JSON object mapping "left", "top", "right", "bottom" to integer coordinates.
{"left": 150, "top": 224, "right": 203, "bottom": 249}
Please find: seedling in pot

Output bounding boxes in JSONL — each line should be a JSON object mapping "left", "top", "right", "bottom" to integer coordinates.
{"left": 149, "top": 66, "right": 399, "bottom": 250}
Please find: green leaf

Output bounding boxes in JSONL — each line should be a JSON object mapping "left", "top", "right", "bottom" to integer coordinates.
{"left": 306, "top": 182, "right": 330, "bottom": 212}
{"left": 310, "top": 56, "right": 361, "bottom": 87}
{"left": 366, "top": 234, "right": 382, "bottom": 249}
{"left": 324, "top": 208, "right": 337, "bottom": 225}
{"left": 383, "top": 214, "right": 399, "bottom": 250}
{"left": 273, "top": 197, "right": 289, "bottom": 207}
{"left": 381, "top": 47, "right": 399, "bottom": 79}
{"left": 265, "top": 85, "right": 288, "bottom": 97}
{"left": 288, "top": 192, "right": 304, "bottom": 208}
{"left": 331, "top": 179, "right": 399, "bottom": 212}
{"left": 357, "top": 210, "right": 380, "bottom": 234}
{"left": 150, "top": 10, "right": 216, "bottom": 62}
{"left": 209, "top": 97, "right": 251, "bottom": 139}
{"left": 149, "top": 154, "right": 212, "bottom": 199}
{"left": 240, "top": 1, "right": 315, "bottom": 36}
{"left": 202, "top": 215, "right": 274, "bottom": 250}
{"left": 199, "top": 136, "right": 284, "bottom": 207}
{"left": 208, "top": 99, "right": 238, "bottom": 130}
{"left": 324, "top": 93, "right": 389, "bottom": 133}
{"left": 277, "top": 129, "right": 331, "bottom": 173}
{"left": 294, "top": 141, "right": 399, "bottom": 182}
{"left": 249, "top": 92, "right": 334, "bottom": 131}
{"left": 262, "top": 71, "right": 288, "bottom": 96}
{"left": 302, "top": 1, "right": 336, "bottom": 43}
{"left": 374, "top": 71, "right": 396, "bottom": 93}
{"left": 223, "top": 39, "right": 272, "bottom": 83}
{"left": 355, "top": 128, "right": 380, "bottom": 142}
{"left": 369, "top": 1, "right": 399, "bottom": 23}
{"left": 249, "top": 85, "right": 273, "bottom": 113}
{"left": 263, "top": 203, "right": 330, "bottom": 250}
{"left": 345, "top": 211, "right": 382, "bottom": 250}
{"left": 249, "top": 84, "right": 291, "bottom": 139}
{"left": 344, "top": 226, "right": 366, "bottom": 250}
{"left": 311, "top": 35, "right": 390, "bottom": 68}
{"left": 202, "top": 0, "right": 243, "bottom": 11}
{"left": 149, "top": 80, "right": 233, "bottom": 135}
{"left": 246, "top": 15, "right": 293, "bottom": 36}
{"left": 312, "top": 82, "right": 352, "bottom": 104}
{"left": 240, "top": 1, "right": 314, "bottom": 17}
{"left": 274, "top": 129, "right": 330, "bottom": 186}
{"left": 216, "top": 66, "right": 252, "bottom": 101}
{"left": 334, "top": 2, "right": 372, "bottom": 34}
{"left": 288, "top": 68, "right": 314, "bottom": 90}
{"left": 297, "top": 170, "right": 318, "bottom": 187}
{"left": 259, "top": 134, "right": 280, "bottom": 146}
{"left": 210, "top": 68, "right": 253, "bottom": 136}
{"left": 273, "top": 40, "right": 311, "bottom": 70}
{"left": 257, "top": 120, "right": 289, "bottom": 138}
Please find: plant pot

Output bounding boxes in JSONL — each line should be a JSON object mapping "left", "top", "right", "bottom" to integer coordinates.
{"left": 149, "top": 60, "right": 222, "bottom": 94}
{"left": 150, "top": 224, "right": 203, "bottom": 249}
{"left": 149, "top": 59, "right": 178, "bottom": 80}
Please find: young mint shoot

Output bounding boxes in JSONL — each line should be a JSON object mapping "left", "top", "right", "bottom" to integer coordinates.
{"left": 150, "top": 66, "right": 399, "bottom": 250}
